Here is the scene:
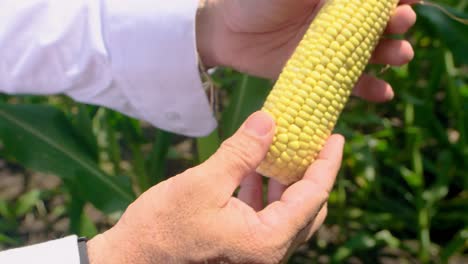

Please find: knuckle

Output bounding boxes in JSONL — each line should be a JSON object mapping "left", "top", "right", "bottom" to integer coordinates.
{"left": 158, "top": 175, "right": 194, "bottom": 206}
{"left": 219, "top": 137, "right": 260, "bottom": 171}
{"left": 316, "top": 188, "right": 331, "bottom": 205}
{"left": 256, "top": 236, "right": 288, "bottom": 263}
{"left": 304, "top": 177, "right": 331, "bottom": 201}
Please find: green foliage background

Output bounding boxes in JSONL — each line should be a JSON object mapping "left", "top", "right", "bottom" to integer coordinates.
{"left": 0, "top": 1, "right": 466, "bottom": 263}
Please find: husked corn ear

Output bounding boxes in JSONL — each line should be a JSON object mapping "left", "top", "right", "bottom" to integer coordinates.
{"left": 257, "top": 0, "right": 399, "bottom": 185}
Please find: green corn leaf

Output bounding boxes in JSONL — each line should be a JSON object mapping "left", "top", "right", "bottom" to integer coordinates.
{"left": 13, "top": 189, "right": 41, "bottom": 217}
{"left": 196, "top": 130, "right": 220, "bottom": 163}
{"left": 440, "top": 228, "right": 468, "bottom": 263}
{"left": 0, "top": 104, "right": 134, "bottom": 214}
{"left": 415, "top": 4, "right": 468, "bottom": 65}
{"left": 147, "top": 129, "right": 173, "bottom": 184}
{"left": 331, "top": 232, "right": 378, "bottom": 263}
{"left": 220, "top": 74, "right": 272, "bottom": 139}
{"left": 70, "top": 105, "right": 98, "bottom": 161}
{"left": 0, "top": 234, "right": 19, "bottom": 247}
{"left": 0, "top": 199, "right": 13, "bottom": 220}
{"left": 68, "top": 191, "right": 98, "bottom": 238}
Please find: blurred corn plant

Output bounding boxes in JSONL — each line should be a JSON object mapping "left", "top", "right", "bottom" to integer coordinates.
{"left": 0, "top": 1, "right": 467, "bottom": 263}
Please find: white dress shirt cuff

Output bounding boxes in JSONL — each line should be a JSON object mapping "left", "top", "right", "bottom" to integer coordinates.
{"left": 0, "top": 235, "right": 80, "bottom": 264}
{"left": 102, "top": 0, "right": 217, "bottom": 137}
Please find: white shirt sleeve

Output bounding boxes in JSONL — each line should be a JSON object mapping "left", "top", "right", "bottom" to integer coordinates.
{"left": 0, "top": 0, "right": 216, "bottom": 262}
{"left": 0, "top": 0, "right": 217, "bottom": 137}
{"left": 0, "top": 235, "right": 81, "bottom": 264}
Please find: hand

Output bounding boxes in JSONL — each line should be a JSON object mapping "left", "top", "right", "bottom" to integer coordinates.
{"left": 87, "top": 111, "right": 344, "bottom": 263}
{"left": 197, "top": 0, "right": 417, "bottom": 102}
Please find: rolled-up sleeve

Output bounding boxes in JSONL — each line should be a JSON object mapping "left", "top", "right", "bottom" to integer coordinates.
{"left": 0, "top": 0, "right": 217, "bottom": 137}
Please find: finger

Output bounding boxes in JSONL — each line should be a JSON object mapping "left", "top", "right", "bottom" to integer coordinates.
{"left": 267, "top": 179, "right": 287, "bottom": 204}
{"left": 352, "top": 73, "right": 394, "bottom": 102}
{"left": 193, "top": 111, "right": 275, "bottom": 205}
{"left": 370, "top": 39, "right": 414, "bottom": 66}
{"left": 258, "top": 135, "right": 344, "bottom": 236}
{"left": 289, "top": 204, "right": 328, "bottom": 251}
{"left": 301, "top": 134, "right": 344, "bottom": 192}
{"left": 385, "top": 5, "right": 417, "bottom": 35}
{"left": 304, "top": 204, "right": 327, "bottom": 242}
{"left": 238, "top": 172, "right": 264, "bottom": 211}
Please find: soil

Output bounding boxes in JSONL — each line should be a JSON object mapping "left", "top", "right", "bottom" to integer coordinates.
{"left": 0, "top": 159, "right": 109, "bottom": 250}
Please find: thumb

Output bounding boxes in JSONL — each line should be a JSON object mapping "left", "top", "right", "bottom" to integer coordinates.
{"left": 197, "top": 111, "right": 275, "bottom": 200}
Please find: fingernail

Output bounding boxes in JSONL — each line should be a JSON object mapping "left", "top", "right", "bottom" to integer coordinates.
{"left": 244, "top": 112, "right": 273, "bottom": 136}
{"left": 387, "top": 88, "right": 395, "bottom": 100}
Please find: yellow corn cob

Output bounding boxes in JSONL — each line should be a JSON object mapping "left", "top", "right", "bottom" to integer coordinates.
{"left": 257, "top": 0, "right": 399, "bottom": 185}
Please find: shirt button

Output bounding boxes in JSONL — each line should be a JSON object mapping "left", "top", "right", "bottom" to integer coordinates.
{"left": 165, "top": 112, "right": 181, "bottom": 121}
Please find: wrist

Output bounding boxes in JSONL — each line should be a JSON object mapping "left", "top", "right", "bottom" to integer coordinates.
{"left": 87, "top": 234, "right": 111, "bottom": 264}
{"left": 87, "top": 231, "right": 134, "bottom": 264}
{"left": 196, "top": 0, "right": 221, "bottom": 68}
{"left": 87, "top": 224, "right": 161, "bottom": 264}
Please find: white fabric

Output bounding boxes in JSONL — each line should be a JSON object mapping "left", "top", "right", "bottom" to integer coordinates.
{"left": 0, "top": 235, "right": 80, "bottom": 264}
{"left": 0, "top": 0, "right": 217, "bottom": 137}
{"left": 0, "top": 0, "right": 216, "bottom": 263}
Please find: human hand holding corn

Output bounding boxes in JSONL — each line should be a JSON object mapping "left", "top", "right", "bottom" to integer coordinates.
{"left": 87, "top": 112, "right": 344, "bottom": 263}
{"left": 87, "top": 0, "right": 417, "bottom": 262}
{"left": 199, "top": 0, "right": 416, "bottom": 185}
{"left": 197, "top": 0, "right": 416, "bottom": 102}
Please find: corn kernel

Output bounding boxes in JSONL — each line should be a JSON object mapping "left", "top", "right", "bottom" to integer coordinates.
{"left": 256, "top": 0, "right": 398, "bottom": 185}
